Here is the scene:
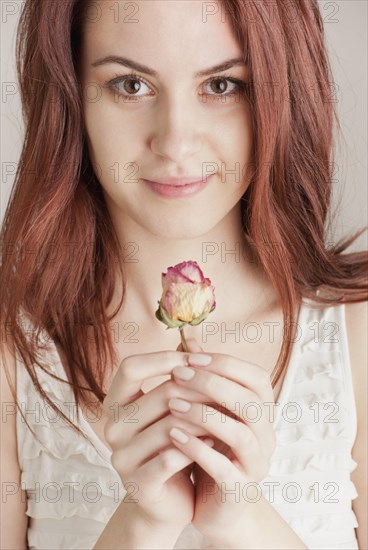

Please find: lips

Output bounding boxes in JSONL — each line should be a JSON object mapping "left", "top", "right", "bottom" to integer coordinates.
{"left": 142, "top": 175, "right": 213, "bottom": 198}
{"left": 145, "top": 176, "right": 209, "bottom": 186}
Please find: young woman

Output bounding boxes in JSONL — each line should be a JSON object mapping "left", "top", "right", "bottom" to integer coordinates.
{"left": 1, "top": 1, "right": 367, "bottom": 549}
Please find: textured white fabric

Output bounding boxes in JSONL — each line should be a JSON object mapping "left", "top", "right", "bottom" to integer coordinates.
{"left": 15, "top": 297, "right": 360, "bottom": 549}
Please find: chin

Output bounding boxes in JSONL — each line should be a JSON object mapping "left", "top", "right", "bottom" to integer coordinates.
{"left": 148, "top": 218, "right": 215, "bottom": 240}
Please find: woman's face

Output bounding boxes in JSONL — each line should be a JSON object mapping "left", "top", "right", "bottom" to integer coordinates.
{"left": 79, "top": 0, "right": 253, "bottom": 238}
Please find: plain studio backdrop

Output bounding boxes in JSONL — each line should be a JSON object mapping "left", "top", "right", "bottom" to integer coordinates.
{"left": 1, "top": 0, "right": 367, "bottom": 251}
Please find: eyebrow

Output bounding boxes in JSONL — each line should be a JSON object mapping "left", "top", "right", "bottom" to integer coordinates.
{"left": 91, "top": 56, "right": 246, "bottom": 77}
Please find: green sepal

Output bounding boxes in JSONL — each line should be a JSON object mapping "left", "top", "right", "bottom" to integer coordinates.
{"left": 189, "top": 310, "right": 211, "bottom": 326}
{"left": 156, "top": 302, "right": 186, "bottom": 329}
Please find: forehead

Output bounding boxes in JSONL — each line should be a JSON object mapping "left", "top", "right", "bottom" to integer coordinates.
{"left": 81, "top": 0, "right": 242, "bottom": 70}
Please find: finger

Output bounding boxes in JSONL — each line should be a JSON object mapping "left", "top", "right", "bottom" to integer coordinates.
{"left": 177, "top": 338, "right": 204, "bottom": 353}
{"left": 114, "top": 414, "right": 212, "bottom": 477}
{"left": 137, "top": 436, "right": 215, "bottom": 489}
{"left": 103, "top": 350, "right": 190, "bottom": 411}
{"left": 168, "top": 428, "right": 239, "bottom": 485}
{"left": 137, "top": 381, "right": 217, "bottom": 432}
{"left": 169, "top": 400, "right": 268, "bottom": 472}
{"left": 136, "top": 446, "right": 194, "bottom": 489}
{"left": 182, "top": 353, "right": 274, "bottom": 403}
{"left": 104, "top": 380, "right": 214, "bottom": 446}
{"left": 172, "top": 368, "right": 276, "bottom": 457}
{"left": 173, "top": 367, "right": 265, "bottom": 423}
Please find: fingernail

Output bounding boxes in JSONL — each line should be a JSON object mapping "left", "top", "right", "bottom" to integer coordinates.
{"left": 173, "top": 366, "right": 195, "bottom": 380}
{"left": 170, "top": 427, "right": 189, "bottom": 444}
{"left": 168, "top": 398, "right": 191, "bottom": 412}
{"left": 203, "top": 438, "right": 215, "bottom": 447}
{"left": 187, "top": 353, "right": 212, "bottom": 366}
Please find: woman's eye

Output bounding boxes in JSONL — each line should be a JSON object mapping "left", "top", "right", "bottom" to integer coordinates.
{"left": 202, "top": 77, "right": 239, "bottom": 96}
{"left": 107, "top": 74, "right": 153, "bottom": 99}
{"left": 105, "top": 73, "right": 243, "bottom": 101}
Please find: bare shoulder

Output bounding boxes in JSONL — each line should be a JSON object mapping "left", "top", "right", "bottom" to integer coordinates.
{"left": 344, "top": 300, "right": 368, "bottom": 389}
{"left": 345, "top": 299, "right": 368, "bottom": 332}
{"left": 0, "top": 338, "right": 28, "bottom": 549}
{"left": 344, "top": 299, "right": 367, "bottom": 550}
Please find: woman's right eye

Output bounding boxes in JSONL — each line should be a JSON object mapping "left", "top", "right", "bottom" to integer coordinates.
{"left": 105, "top": 72, "right": 153, "bottom": 101}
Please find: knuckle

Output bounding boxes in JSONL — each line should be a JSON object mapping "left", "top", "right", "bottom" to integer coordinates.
{"left": 104, "top": 417, "right": 121, "bottom": 445}
{"left": 202, "top": 373, "right": 220, "bottom": 396}
{"left": 158, "top": 448, "right": 176, "bottom": 471}
{"left": 111, "top": 450, "right": 127, "bottom": 474}
{"left": 104, "top": 418, "right": 114, "bottom": 442}
{"left": 162, "top": 380, "right": 177, "bottom": 400}
{"left": 167, "top": 414, "right": 183, "bottom": 430}
{"left": 110, "top": 450, "right": 124, "bottom": 474}
{"left": 165, "top": 414, "right": 176, "bottom": 430}
{"left": 118, "top": 355, "right": 137, "bottom": 382}
{"left": 161, "top": 350, "right": 177, "bottom": 368}
{"left": 104, "top": 430, "right": 115, "bottom": 448}
{"left": 214, "top": 355, "right": 230, "bottom": 377}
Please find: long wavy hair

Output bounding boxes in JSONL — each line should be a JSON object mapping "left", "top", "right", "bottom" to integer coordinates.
{"left": 1, "top": 0, "right": 367, "bottom": 446}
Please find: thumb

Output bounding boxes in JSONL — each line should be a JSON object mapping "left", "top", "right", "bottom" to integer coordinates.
{"left": 176, "top": 337, "right": 204, "bottom": 353}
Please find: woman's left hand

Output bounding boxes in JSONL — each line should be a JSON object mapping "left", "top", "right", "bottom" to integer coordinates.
{"left": 168, "top": 339, "right": 277, "bottom": 544}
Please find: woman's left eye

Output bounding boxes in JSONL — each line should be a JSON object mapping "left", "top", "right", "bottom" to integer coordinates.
{"left": 105, "top": 73, "right": 153, "bottom": 100}
{"left": 202, "top": 77, "right": 242, "bottom": 97}
{"left": 104, "top": 73, "right": 245, "bottom": 101}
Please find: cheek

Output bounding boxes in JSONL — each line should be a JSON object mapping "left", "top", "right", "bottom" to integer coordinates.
{"left": 82, "top": 101, "right": 145, "bottom": 185}
{"left": 214, "top": 107, "right": 253, "bottom": 188}
{"left": 223, "top": 105, "right": 253, "bottom": 157}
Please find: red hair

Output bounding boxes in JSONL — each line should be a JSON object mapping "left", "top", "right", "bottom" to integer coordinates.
{"left": 1, "top": 0, "right": 367, "bottom": 444}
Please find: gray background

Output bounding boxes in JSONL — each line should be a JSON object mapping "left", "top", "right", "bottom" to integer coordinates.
{"left": 1, "top": 0, "right": 367, "bottom": 251}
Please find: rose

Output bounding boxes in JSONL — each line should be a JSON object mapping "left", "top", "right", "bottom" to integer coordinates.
{"left": 155, "top": 261, "right": 216, "bottom": 328}
{"left": 155, "top": 260, "right": 216, "bottom": 351}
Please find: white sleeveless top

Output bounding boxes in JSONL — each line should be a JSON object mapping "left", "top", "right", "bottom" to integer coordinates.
{"left": 15, "top": 297, "right": 360, "bottom": 549}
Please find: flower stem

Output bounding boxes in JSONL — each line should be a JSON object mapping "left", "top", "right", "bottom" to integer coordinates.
{"left": 179, "top": 327, "right": 188, "bottom": 352}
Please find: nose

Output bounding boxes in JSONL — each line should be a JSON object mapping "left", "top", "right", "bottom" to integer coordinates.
{"left": 149, "top": 93, "right": 203, "bottom": 163}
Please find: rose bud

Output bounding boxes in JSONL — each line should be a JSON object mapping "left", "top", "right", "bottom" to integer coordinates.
{"left": 155, "top": 261, "right": 216, "bottom": 333}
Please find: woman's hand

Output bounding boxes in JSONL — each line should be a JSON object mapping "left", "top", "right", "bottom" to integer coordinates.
{"left": 168, "top": 339, "right": 277, "bottom": 544}
{"left": 102, "top": 349, "right": 213, "bottom": 532}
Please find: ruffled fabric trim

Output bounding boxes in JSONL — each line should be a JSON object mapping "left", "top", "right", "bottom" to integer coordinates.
{"left": 16, "top": 315, "right": 126, "bottom": 527}
{"left": 260, "top": 476, "right": 358, "bottom": 506}
{"left": 295, "top": 361, "right": 343, "bottom": 383}
{"left": 26, "top": 497, "right": 119, "bottom": 525}
{"left": 274, "top": 302, "right": 356, "bottom": 449}
{"left": 20, "top": 432, "right": 124, "bottom": 524}
{"left": 268, "top": 450, "right": 358, "bottom": 476}
{"left": 28, "top": 528, "right": 100, "bottom": 550}
{"left": 287, "top": 511, "right": 359, "bottom": 549}
{"left": 20, "top": 422, "right": 110, "bottom": 467}
{"left": 261, "top": 301, "right": 359, "bottom": 548}
{"left": 22, "top": 465, "right": 122, "bottom": 499}
{"left": 17, "top": 334, "right": 112, "bottom": 466}
{"left": 275, "top": 421, "right": 349, "bottom": 445}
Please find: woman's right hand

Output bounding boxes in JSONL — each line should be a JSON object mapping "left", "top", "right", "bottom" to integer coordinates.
{"left": 103, "top": 348, "right": 213, "bottom": 531}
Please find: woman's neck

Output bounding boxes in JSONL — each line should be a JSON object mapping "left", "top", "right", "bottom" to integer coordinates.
{"left": 106, "top": 202, "right": 272, "bottom": 327}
